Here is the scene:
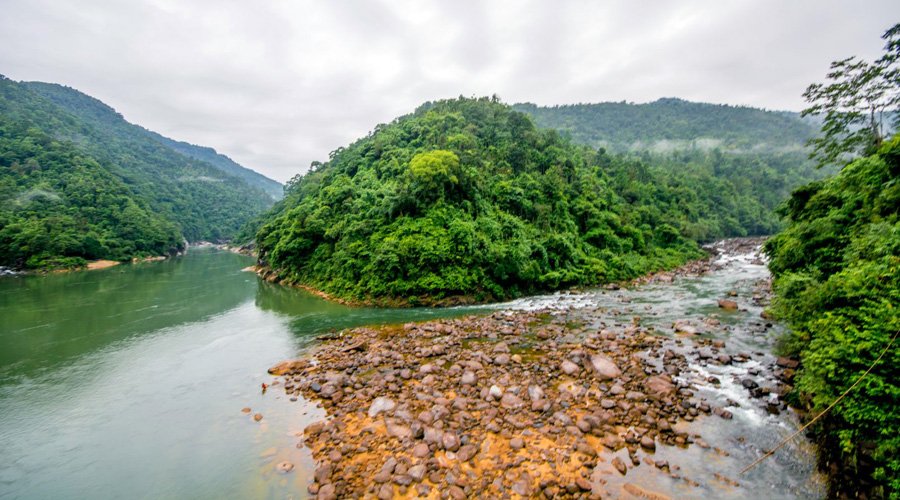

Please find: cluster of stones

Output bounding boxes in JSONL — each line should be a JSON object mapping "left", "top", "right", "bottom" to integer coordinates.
{"left": 269, "top": 309, "right": 746, "bottom": 499}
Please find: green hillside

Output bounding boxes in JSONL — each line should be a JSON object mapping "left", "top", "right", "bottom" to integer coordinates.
{"left": 253, "top": 97, "right": 808, "bottom": 306}
{"left": 151, "top": 134, "right": 282, "bottom": 200}
{"left": 0, "top": 76, "right": 275, "bottom": 269}
{"left": 513, "top": 98, "right": 817, "bottom": 152}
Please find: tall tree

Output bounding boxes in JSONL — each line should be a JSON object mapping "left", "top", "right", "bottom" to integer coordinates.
{"left": 802, "top": 23, "right": 900, "bottom": 167}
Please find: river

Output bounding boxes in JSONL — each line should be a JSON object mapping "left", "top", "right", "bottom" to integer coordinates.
{"left": 0, "top": 245, "right": 824, "bottom": 499}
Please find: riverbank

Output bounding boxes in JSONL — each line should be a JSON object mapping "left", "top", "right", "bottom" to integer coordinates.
{"left": 263, "top": 237, "right": 814, "bottom": 498}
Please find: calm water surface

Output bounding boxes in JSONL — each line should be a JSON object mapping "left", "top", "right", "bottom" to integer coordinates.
{"left": 0, "top": 249, "right": 473, "bottom": 499}
{"left": 0, "top": 246, "right": 824, "bottom": 499}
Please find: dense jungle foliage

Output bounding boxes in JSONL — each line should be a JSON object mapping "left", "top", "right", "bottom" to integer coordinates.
{"left": 765, "top": 138, "right": 900, "bottom": 497}
{"left": 513, "top": 98, "right": 817, "bottom": 152}
{"left": 254, "top": 97, "right": 813, "bottom": 305}
{"left": 0, "top": 76, "right": 277, "bottom": 269}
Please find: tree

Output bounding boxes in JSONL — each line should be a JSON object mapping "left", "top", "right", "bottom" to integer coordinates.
{"left": 802, "top": 23, "right": 900, "bottom": 167}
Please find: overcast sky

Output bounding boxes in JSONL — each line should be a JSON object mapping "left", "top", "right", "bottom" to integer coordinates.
{"left": 1, "top": 1, "right": 897, "bottom": 182}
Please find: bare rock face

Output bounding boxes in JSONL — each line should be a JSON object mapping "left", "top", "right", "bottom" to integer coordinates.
{"left": 586, "top": 354, "right": 621, "bottom": 380}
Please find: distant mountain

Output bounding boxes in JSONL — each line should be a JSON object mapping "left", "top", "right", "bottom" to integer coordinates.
{"left": 151, "top": 134, "right": 282, "bottom": 200}
{"left": 513, "top": 98, "right": 817, "bottom": 153}
{"left": 0, "top": 76, "right": 277, "bottom": 269}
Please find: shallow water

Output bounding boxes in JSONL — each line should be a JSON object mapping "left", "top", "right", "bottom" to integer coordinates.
{"left": 0, "top": 245, "right": 825, "bottom": 499}
{"left": 488, "top": 242, "right": 826, "bottom": 498}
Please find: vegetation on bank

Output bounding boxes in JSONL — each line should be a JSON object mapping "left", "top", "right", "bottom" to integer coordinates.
{"left": 0, "top": 76, "right": 276, "bottom": 270}
{"left": 253, "top": 97, "right": 817, "bottom": 305}
{"left": 765, "top": 24, "right": 899, "bottom": 498}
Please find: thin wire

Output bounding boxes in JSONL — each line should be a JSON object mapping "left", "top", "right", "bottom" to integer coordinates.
{"left": 740, "top": 329, "right": 900, "bottom": 475}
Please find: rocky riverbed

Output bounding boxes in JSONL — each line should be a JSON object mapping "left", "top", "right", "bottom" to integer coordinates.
{"left": 259, "top": 238, "right": 821, "bottom": 499}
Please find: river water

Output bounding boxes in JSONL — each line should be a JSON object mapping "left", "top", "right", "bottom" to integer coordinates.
{"left": 0, "top": 246, "right": 824, "bottom": 499}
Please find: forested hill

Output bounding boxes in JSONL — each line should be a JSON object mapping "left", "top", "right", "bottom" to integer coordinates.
{"left": 0, "top": 76, "right": 276, "bottom": 269}
{"left": 22, "top": 81, "right": 282, "bottom": 199}
{"left": 150, "top": 134, "right": 282, "bottom": 200}
{"left": 513, "top": 98, "right": 817, "bottom": 153}
{"left": 252, "top": 97, "right": 817, "bottom": 306}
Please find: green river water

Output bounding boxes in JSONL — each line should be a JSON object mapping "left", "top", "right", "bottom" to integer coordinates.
{"left": 0, "top": 249, "right": 473, "bottom": 499}
{"left": 0, "top": 247, "right": 824, "bottom": 499}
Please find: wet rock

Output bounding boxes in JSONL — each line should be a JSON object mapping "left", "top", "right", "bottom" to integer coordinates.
{"left": 317, "top": 483, "right": 337, "bottom": 500}
{"left": 276, "top": 461, "right": 294, "bottom": 473}
{"left": 718, "top": 299, "right": 738, "bottom": 310}
{"left": 672, "top": 320, "right": 698, "bottom": 335}
{"left": 253, "top": 413, "right": 263, "bottom": 422}
{"left": 268, "top": 359, "right": 307, "bottom": 375}
{"left": 576, "top": 477, "right": 593, "bottom": 491}
{"left": 612, "top": 456, "right": 627, "bottom": 475}
{"left": 776, "top": 356, "right": 800, "bottom": 369}
{"left": 713, "top": 407, "right": 734, "bottom": 419}
{"left": 741, "top": 378, "right": 759, "bottom": 390}
{"left": 640, "top": 436, "right": 656, "bottom": 451}
{"left": 315, "top": 463, "right": 333, "bottom": 483}
{"left": 368, "top": 397, "right": 396, "bottom": 418}
{"left": 241, "top": 407, "right": 251, "bottom": 413}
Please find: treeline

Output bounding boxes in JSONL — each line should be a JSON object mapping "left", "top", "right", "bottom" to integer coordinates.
{"left": 513, "top": 98, "right": 817, "bottom": 152}
{"left": 0, "top": 76, "right": 278, "bottom": 269}
{"left": 766, "top": 138, "right": 899, "bottom": 497}
{"left": 251, "top": 97, "right": 813, "bottom": 305}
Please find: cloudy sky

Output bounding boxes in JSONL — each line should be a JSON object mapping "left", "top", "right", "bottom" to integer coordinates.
{"left": 1, "top": 1, "right": 896, "bottom": 182}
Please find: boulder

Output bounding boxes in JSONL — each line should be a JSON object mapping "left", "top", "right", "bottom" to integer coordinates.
{"left": 268, "top": 359, "right": 307, "bottom": 375}
{"left": 586, "top": 354, "right": 621, "bottom": 380}
{"left": 717, "top": 299, "right": 738, "bottom": 310}
{"left": 368, "top": 397, "right": 396, "bottom": 418}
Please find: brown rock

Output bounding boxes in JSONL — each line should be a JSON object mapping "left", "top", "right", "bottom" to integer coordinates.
{"left": 587, "top": 354, "right": 621, "bottom": 380}
{"left": 612, "top": 456, "right": 627, "bottom": 475}
{"left": 457, "top": 444, "right": 478, "bottom": 462}
{"left": 268, "top": 359, "right": 307, "bottom": 375}
{"left": 718, "top": 299, "right": 738, "bottom": 310}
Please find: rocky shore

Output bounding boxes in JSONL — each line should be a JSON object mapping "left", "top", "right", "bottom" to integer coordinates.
{"left": 262, "top": 238, "right": 803, "bottom": 499}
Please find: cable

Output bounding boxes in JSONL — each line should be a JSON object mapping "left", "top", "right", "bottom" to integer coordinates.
{"left": 740, "top": 329, "right": 899, "bottom": 475}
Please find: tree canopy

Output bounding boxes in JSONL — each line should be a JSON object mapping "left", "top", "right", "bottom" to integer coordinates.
{"left": 802, "top": 23, "right": 900, "bottom": 167}
{"left": 251, "top": 97, "right": 822, "bottom": 306}
{"left": 0, "top": 76, "right": 277, "bottom": 269}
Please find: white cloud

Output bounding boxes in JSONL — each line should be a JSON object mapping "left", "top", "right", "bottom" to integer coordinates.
{"left": 1, "top": 0, "right": 896, "bottom": 182}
